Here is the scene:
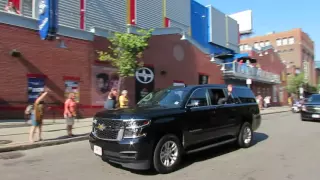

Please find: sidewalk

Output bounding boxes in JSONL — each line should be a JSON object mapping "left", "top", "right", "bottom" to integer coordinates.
{"left": 0, "top": 118, "right": 92, "bottom": 152}
{"left": 0, "top": 106, "right": 290, "bottom": 153}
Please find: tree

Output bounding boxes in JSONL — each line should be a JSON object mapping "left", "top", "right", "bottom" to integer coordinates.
{"left": 286, "top": 73, "right": 304, "bottom": 94}
{"left": 97, "top": 29, "right": 153, "bottom": 93}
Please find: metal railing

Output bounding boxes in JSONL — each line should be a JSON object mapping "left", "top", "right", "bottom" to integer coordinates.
{"left": 221, "top": 62, "right": 281, "bottom": 84}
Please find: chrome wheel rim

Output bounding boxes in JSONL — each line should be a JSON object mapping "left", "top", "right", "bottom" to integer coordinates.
{"left": 160, "top": 141, "right": 178, "bottom": 167}
{"left": 243, "top": 127, "right": 252, "bottom": 144}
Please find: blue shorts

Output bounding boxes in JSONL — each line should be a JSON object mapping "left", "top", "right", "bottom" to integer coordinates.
{"left": 30, "top": 113, "right": 43, "bottom": 126}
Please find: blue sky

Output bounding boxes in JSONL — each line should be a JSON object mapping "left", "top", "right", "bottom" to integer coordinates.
{"left": 196, "top": 0, "right": 319, "bottom": 60}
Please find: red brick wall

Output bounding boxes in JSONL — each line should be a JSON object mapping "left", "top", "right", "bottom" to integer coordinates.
{"left": 0, "top": 24, "right": 95, "bottom": 119}
{"left": 0, "top": 24, "right": 224, "bottom": 119}
{"left": 109, "top": 34, "right": 224, "bottom": 105}
{"left": 249, "top": 49, "right": 288, "bottom": 105}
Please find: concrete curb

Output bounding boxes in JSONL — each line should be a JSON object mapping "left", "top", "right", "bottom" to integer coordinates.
{"left": 0, "top": 110, "right": 291, "bottom": 153}
{"left": 0, "top": 134, "right": 89, "bottom": 153}
{"left": 261, "top": 110, "right": 291, "bottom": 115}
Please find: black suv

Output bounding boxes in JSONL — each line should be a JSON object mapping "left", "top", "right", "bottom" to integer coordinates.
{"left": 89, "top": 84, "right": 261, "bottom": 174}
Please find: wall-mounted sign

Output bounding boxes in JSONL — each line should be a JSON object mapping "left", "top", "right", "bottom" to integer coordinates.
{"left": 173, "top": 82, "right": 185, "bottom": 86}
{"left": 91, "top": 66, "right": 118, "bottom": 106}
{"left": 135, "top": 67, "right": 154, "bottom": 84}
{"left": 27, "top": 77, "right": 45, "bottom": 103}
{"left": 246, "top": 78, "right": 252, "bottom": 85}
{"left": 65, "top": 80, "right": 80, "bottom": 103}
{"left": 39, "top": 0, "right": 58, "bottom": 40}
{"left": 135, "top": 67, "right": 155, "bottom": 103}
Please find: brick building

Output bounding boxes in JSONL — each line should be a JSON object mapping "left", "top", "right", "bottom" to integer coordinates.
{"left": 0, "top": 0, "right": 285, "bottom": 119}
{"left": 0, "top": 11, "right": 225, "bottom": 119}
{"left": 239, "top": 28, "right": 316, "bottom": 86}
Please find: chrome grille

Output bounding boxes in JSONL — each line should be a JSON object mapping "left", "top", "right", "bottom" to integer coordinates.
{"left": 306, "top": 106, "right": 320, "bottom": 113}
{"left": 93, "top": 118, "right": 124, "bottom": 141}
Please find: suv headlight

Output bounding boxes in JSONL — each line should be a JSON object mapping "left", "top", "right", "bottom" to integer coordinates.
{"left": 302, "top": 105, "right": 306, "bottom": 111}
{"left": 123, "top": 119, "right": 150, "bottom": 138}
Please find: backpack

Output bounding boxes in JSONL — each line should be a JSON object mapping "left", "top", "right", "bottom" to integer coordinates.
{"left": 25, "top": 105, "right": 34, "bottom": 115}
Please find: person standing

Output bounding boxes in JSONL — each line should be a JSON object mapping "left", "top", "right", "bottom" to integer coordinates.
{"left": 104, "top": 88, "right": 118, "bottom": 110}
{"left": 119, "top": 90, "right": 129, "bottom": 108}
{"left": 29, "top": 89, "right": 49, "bottom": 143}
{"left": 64, "top": 93, "right": 77, "bottom": 137}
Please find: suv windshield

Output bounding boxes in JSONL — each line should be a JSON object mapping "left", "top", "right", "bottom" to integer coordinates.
{"left": 307, "top": 95, "right": 320, "bottom": 103}
{"left": 137, "top": 87, "right": 189, "bottom": 107}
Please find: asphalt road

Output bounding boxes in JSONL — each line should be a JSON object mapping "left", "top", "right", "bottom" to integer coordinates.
{"left": 1, "top": 112, "right": 320, "bottom": 180}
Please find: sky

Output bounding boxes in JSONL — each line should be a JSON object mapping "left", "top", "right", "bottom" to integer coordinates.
{"left": 196, "top": 0, "right": 319, "bottom": 60}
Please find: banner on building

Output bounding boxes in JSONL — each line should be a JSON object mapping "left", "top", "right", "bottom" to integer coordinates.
{"left": 91, "top": 66, "right": 119, "bottom": 106}
{"left": 38, "top": 0, "right": 58, "bottom": 40}
{"left": 27, "top": 77, "right": 45, "bottom": 103}
{"left": 64, "top": 81, "right": 80, "bottom": 103}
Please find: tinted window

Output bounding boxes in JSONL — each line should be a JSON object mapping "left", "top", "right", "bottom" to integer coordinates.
{"left": 234, "top": 88, "right": 256, "bottom": 103}
{"left": 308, "top": 95, "right": 320, "bottom": 103}
{"left": 209, "top": 89, "right": 226, "bottom": 105}
{"left": 137, "top": 87, "right": 189, "bottom": 107}
{"left": 187, "top": 88, "right": 208, "bottom": 106}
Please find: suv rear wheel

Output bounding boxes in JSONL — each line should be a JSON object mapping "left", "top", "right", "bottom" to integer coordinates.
{"left": 153, "top": 134, "right": 182, "bottom": 174}
{"left": 237, "top": 122, "right": 253, "bottom": 148}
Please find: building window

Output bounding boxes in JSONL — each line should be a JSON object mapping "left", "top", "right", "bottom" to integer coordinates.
{"left": 288, "top": 37, "right": 295, "bottom": 44}
{"left": 4, "top": 0, "right": 21, "bottom": 14}
{"left": 282, "top": 38, "right": 288, "bottom": 45}
{"left": 32, "top": 0, "right": 40, "bottom": 19}
{"left": 240, "top": 45, "right": 244, "bottom": 51}
{"left": 265, "top": 41, "right": 271, "bottom": 46}
{"left": 254, "top": 42, "right": 259, "bottom": 49}
{"left": 260, "top": 42, "right": 265, "bottom": 47}
{"left": 199, "top": 74, "right": 209, "bottom": 84}
{"left": 276, "top": 39, "right": 282, "bottom": 46}
{"left": 244, "top": 44, "right": 249, "bottom": 50}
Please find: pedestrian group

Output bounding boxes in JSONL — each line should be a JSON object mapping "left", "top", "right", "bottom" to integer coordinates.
{"left": 25, "top": 87, "right": 129, "bottom": 143}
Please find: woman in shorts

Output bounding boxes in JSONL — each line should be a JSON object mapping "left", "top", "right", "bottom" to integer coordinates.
{"left": 64, "top": 93, "right": 77, "bottom": 137}
{"left": 29, "top": 89, "right": 49, "bottom": 143}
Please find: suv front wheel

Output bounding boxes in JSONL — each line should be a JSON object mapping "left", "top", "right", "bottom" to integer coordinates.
{"left": 237, "top": 122, "right": 253, "bottom": 148}
{"left": 153, "top": 134, "right": 182, "bottom": 174}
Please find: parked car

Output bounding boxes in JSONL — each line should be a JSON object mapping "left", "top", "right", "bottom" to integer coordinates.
{"left": 301, "top": 94, "right": 320, "bottom": 121}
{"left": 89, "top": 84, "right": 261, "bottom": 174}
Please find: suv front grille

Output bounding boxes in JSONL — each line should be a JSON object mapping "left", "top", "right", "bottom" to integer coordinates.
{"left": 306, "top": 106, "right": 320, "bottom": 113}
{"left": 92, "top": 118, "right": 124, "bottom": 141}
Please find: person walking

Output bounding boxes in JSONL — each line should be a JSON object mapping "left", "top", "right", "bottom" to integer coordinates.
{"left": 29, "top": 89, "right": 50, "bottom": 143}
{"left": 64, "top": 93, "right": 77, "bottom": 137}
{"left": 119, "top": 90, "right": 129, "bottom": 108}
{"left": 104, "top": 88, "right": 118, "bottom": 110}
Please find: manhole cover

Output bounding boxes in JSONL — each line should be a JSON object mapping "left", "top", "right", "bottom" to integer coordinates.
{"left": 0, "top": 152, "right": 25, "bottom": 160}
{"left": 0, "top": 140, "right": 12, "bottom": 145}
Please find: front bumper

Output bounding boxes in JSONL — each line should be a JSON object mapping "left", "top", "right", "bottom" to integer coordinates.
{"left": 252, "top": 114, "right": 261, "bottom": 131}
{"left": 89, "top": 133, "right": 153, "bottom": 170}
{"left": 301, "top": 111, "right": 320, "bottom": 121}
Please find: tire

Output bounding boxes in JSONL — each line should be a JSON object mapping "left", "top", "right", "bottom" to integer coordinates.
{"left": 153, "top": 134, "right": 183, "bottom": 174}
{"left": 237, "top": 122, "right": 253, "bottom": 148}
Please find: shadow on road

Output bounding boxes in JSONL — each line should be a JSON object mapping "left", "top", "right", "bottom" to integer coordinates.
{"left": 110, "top": 132, "right": 269, "bottom": 175}
{"left": 43, "top": 133, "right": 89, "bottom": 141}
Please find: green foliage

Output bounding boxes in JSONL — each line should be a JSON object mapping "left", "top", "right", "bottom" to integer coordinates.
{"left": 97, "top": 29, "right": 153, "bottom": 77}
{"left": 286, "top": 73, "right": 304, "bottom": 94}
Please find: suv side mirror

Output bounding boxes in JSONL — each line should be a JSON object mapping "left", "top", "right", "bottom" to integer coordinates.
{"left": 186, "top": 100, "right": 200, "bottom": 108}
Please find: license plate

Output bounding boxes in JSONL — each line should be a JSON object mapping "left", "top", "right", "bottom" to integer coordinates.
{"left": 312, "top": 114, "right": 320, "bottom": 118}
{"left": 93, "top": 145, "right": 102, "bottom": 156}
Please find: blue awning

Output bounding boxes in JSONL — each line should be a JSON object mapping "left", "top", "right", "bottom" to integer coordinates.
{"left": 233, "top": 53, "right": 257, "bottom": 63}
